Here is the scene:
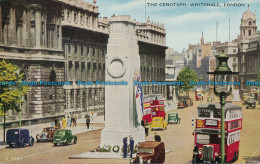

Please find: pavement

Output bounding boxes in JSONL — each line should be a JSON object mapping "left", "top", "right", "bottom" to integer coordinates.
{"left": 0, "top": 114, "right": 105, "bottom": 150}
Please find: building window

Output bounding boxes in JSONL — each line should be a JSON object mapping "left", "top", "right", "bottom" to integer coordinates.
{"left": 80, "top": 14, "right": 83, "bottom": 24}
{"left": 62, "top": 10, "right": 65, "bottom": 21}
{"left": 86, "top": 46, "right": 89, "bottom": 57}
{"left": 86, "top": 16, "right": 89, "bottom": 26}
{"left": 74, "top": 12, "right": 77, "bottom": 23}
{"left": 233, "top": 49, "right": 236, "bottom": 53}
{"left": 249, "top": 21, "right": 252, "bottom": 26}
{"left": 67, "top": 10, "right": 71, "bottom": 22}
{"left": 93, "top": 48, "right": 95, "bottom": 57}
{"left": 81, "top": 45, "right": 84, "bottom": 56}
{"left": 75, "top": 45, "right": 77, "bottom": 55}
{"left": 92, "top": 17, "right": 95, "bottom": 27}
{"left": 233, "top": 58, "right": 236, "bottom": 62}
{"left": 249, "top": 30, "right": 252, "bottom": 36}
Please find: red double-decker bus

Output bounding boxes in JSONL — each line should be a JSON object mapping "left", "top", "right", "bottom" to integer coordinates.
{"left": 142, "top": 95, "right": 152, "bottom": 125}
{"left": 192, "top": 103, "right": 242, "bottom": 163}
{"left": 150, "top": 94, "right": 165, "bottom": 118}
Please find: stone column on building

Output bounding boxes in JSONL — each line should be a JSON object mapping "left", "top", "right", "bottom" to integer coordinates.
{"left": 9, "top": 7, "right": 16, "bottom": 45}
{"left": 101, "top": 15, "right": 145, "bottom": 147}
{"left": 35, "top": 10, "right": 41, "bottom": 48}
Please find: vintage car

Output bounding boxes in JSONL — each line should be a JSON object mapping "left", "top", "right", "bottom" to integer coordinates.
{"left": 130, "top": 141, "right": 165, "bottom": 164}
{"left": 36, "top": 127, "right": 59, "bottom": 142}
{"left": 53, "top": 129, "right": 77, "bottom": 146}
{"left": 178, "top": 97, "right": 193, "bottom": 108}
{"left": 6, "top": 128, "right": 34, "bottom": 148}
{"left": 245, "top": 98, "right": 256, "bottom": 109}
{"left": 151, "top": 117, "right": 167, "bottom": 130}
{"left": 167, "top": 113, "right": 181, "bottom": 124}
{"left": 242, "top": 93, "right": 250, "bottom": 104}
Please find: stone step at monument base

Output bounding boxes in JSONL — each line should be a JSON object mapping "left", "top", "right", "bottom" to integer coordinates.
{"left": 69, "top": 149, "right": 172, "bottom": 159}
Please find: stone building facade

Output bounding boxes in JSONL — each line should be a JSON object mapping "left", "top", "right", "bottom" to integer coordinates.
{"left": 0, "top": 0, "right": 65, "bottom": 120}
{"left": 237, "top": 6, "right": 260, "bottom": 93}
{"left": 137, "top": 18, "right": 167, "bottom": 96}
{"left": 0, "top": 0, "right": 167, "bottom": 122}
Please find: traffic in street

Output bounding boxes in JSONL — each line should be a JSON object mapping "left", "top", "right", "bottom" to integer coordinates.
{"left": 1, "top": 93, "right": 260, "bottom": 163}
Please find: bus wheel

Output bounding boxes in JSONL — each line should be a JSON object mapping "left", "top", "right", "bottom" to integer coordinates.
{"left": 236, "top": 151, "right": 239, "bottom": 161}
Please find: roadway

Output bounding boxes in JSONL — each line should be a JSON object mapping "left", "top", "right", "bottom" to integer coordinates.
{"left": 0, "top": 94, "right": 260, "bottom": 163}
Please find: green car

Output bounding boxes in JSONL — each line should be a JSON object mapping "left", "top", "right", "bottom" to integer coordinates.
{"left": 245, "top": 98, "right": 256, "bottom": 109}
{"left": 53, "top": 129, "right": 77, "bottom": 146}
{"left": 167, "top": 113, "right": 181, "bottom": 124}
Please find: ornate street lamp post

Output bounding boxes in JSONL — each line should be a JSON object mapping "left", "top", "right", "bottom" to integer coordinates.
{"left": 207, "top": 51, "right": 238, "bottom": 163}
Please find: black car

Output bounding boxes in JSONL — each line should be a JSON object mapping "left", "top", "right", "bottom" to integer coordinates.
{"left": 6, "top": 128, "right": 34, "bottom": 148}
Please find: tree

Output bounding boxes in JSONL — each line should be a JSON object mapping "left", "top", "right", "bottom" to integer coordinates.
{"left": 0, "top": 60, "right": 29, "bottom": 144}
{"left": 177, "top": 67, "right": 198, "bottom": 97}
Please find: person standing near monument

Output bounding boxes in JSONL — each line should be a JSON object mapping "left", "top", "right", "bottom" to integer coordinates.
{"left": 129, "top": 136, "right": 134, "bottom": 158}
{"left": 62, "top": 116, "right": 66, "bottom": 129}
{"left": 74, "top": 114, "right": 77, "bottom": 127}
{"left": 123, "top": 137, "right": 128, "bottom": 158}
{"left": 85, "top": 114, "right": 90, "bottom": 129}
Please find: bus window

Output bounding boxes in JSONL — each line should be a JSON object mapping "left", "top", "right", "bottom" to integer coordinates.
{"left": 198, "top": 108, "right": 211, "bottom": 118}
{"left": 213, "top": 109, "right": 221, "bottom": 118}
{"left": 196, "top": 134, "right": 210, "bottom": 144}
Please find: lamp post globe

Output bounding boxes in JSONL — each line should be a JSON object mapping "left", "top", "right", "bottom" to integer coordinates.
{"left": 207, "top": 50, "right": 238, "bottom": 163}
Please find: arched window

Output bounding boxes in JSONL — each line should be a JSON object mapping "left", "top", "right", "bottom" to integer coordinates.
{"left": 249, "top": 21, "right": 252, "bottom": 26}
{"left": 249, "top": 29, "right": 252, "bottom": 36}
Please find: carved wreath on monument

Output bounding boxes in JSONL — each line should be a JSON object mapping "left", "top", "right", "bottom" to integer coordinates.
{"left": 107, "top": 57, "right": 126, "bottom": 78}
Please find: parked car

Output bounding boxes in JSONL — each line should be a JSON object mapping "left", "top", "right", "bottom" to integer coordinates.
{"left": 167, "top": 113, "right": 180, "bottom": 124}
{"left": 130, "top": 141, "right": 165, "bottom": 164}
{"left": 245, "top": 98, "right": 256, "bottom": 109}
{"left": 6, "top": 128, "right": 34, "bottom": 148}
{"left": 151, "top": 117, "right": 167, "bottom": 130}
{"left": 53, "top": 129, "right": 77, "bottom": 146}
{"left": 36, "top": 127, "right": 59, "bottom": 142}
{"left": 178, "top": 97, "right": 193, "bottom": 108}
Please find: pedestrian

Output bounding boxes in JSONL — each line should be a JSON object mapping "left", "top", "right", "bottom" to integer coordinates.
{"left": 74, "top": 114, "right": 77, "bottom": 127}
{"left": 154, "top": 134, "right": 161, "bottom": 142}
{"left": 129, "top": 136, "right": 134, "bottom": 158}
{"left": 56, "top": 120, "right": 61, "bottom": 129}
{"left": 62, "top": 116, "right": 66, "bottom": 129}
{"left": 50, "top": 120, "right": 55, "bottom": 127}
{"left": 71, "top": 114, "right": 75, "bottom": 127}
{"left": 85, "top": 114, "right": 90, "bottom": 129}
{"left": 67, "top": 114, "right": 71, "bottom": 127}
{"left": 123, "top": 137, "right": 128, "bottom": 158}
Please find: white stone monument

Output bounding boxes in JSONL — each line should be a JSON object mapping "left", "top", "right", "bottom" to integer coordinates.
{"left": 100, "top": 15, "right": 145, "bottom": 147}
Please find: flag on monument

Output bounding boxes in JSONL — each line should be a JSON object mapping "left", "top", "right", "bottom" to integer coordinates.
{"left": 135, "top": 74, "right": 144, "bottom": 125}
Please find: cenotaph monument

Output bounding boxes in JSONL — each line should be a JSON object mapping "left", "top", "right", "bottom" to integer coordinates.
{"left": 100, "top": 15, "right": 145, "bottom": 147}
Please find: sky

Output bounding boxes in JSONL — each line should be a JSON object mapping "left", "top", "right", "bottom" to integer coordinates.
{"left": 85, "top": 0, "right": 260, "bottom": 52}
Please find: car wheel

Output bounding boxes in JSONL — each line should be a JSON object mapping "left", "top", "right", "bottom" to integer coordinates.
{"left": 21, "top": 140, "right": 26, "bottom": 148}
{"left": 54, "top": 143, "right": 57, "bottom": 146}
{"left": 74, "top": 138, "right": 77, "bottom": 144}
{"left": 9, "top": 144, "right": 13, "bottom": 148}
{"left": 65, "top": 140, "right": 68, "bottom": 146}
{"left": 29, "top": 138, "right": 34, "bottom": 146}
